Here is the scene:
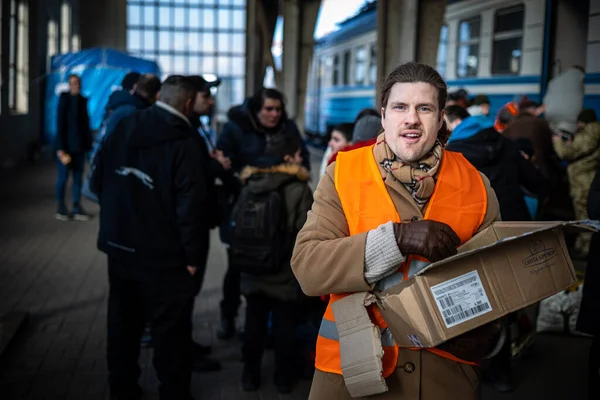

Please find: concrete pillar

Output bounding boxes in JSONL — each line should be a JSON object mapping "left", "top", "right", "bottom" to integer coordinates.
{"left": 281, "top": 0, "right": 320, "bottom": 128}
{"left": 245, "top": 0, "right": 262, "bottom": 96}
{"left": 282, "top": 0, "right": 300, "bottom": 118}
{"left": 245, "top": 0, "right": 279, "bottom": 97}
{"left": 376, "top": 0, "right": 446, "bottom": 108}
{"left": 79, "top": 0, "right": 126, "bottom": 50}
{"left": 416, "top": 0, "right": 446, "bottom": 68}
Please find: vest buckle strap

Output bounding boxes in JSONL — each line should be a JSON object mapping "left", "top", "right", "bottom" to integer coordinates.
{"left": 331, "top": 292, "right": 389, "bottom": 397}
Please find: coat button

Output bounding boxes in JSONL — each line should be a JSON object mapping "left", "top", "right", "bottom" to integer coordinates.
{"left": 404, "top": 362, "right": 416, "bottom": 373}
{"left": 411, "top": 216, "right": 419, "bottom": 222}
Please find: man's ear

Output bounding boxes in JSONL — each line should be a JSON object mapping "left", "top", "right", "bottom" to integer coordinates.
{"left": 438, "top": 108, "right": 446, "bottom": 131}
{"left": 283, "top": 154, "right": 292, "bottom": 164}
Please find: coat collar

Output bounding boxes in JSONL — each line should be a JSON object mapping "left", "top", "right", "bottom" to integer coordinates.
{"left": 155, "top": 101, "right": 192, "bottom": 128}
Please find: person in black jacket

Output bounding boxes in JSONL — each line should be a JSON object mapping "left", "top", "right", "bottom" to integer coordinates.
{"left": 445, "top": 105, "right": 548, "bottom": 221}
{"left": 577, "top": 164, "right": 600, "bottom": 400}
{"left": 54, "top": 74, "right": 92, "bottom": 221}
{"left": 90, "top": 75, "right": 208, "bottom": 400}
{"left": 214, "top": 88, "right": 311, "bottom": 340}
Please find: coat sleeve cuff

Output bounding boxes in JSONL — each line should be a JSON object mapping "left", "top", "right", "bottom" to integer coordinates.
{"left": 364, "top": 221, "right": 405, "bottom": 284}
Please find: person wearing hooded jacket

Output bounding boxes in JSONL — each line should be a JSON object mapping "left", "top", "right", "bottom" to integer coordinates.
{"left": 552, "top": 109, "right": 600, "bottom": 257}
{"left": 90, "top": 75, "right": 208, "bottom": 400}
{"left": 214, "top": 87, "right": 310, "bottom": 339}
{"left": 445, "top": 106, "right": 547, "bottom": 221}
{"left": 236, "top": 134, "right": 314, "bottom": 393}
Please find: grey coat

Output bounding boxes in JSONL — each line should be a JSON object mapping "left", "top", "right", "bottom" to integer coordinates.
{"left": 239, "top": 163, "right": 314, "bottom": 302}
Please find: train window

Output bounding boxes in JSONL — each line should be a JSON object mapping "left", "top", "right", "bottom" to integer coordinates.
{"left": 456, "top": 17, "right": 480, "bottom": 77}
{"left": 456, "top": 17, "right": 481, "bottom": 78}
{"left": 492, "top": 5, "right": 524, "bottom": 75}
{"left": 324, "top": 56, "right": 333, "bottom": 87}
{"left": 343, "top": 50, "right": 351, "bottom": 85}
{"left": 355, "top": 46, "right": 367, "bottom": 85}
{"left": 436, "top": 25, "right": 448, "bottom": 78}
{"left": 369, "top": 44, "right": 377, "bottom": 84}
{"left": 333, "top": 54, "right": 340, "bottom": 86}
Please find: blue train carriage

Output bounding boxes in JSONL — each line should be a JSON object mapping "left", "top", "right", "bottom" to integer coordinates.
{"left": 442, "top": 0, "right": 599, "bottom": 119}
{"left": 305, "top": 2, "right": 377, "bottom": 144}
{"left": 305, "top": 0, "right": 599, "bottom": 141}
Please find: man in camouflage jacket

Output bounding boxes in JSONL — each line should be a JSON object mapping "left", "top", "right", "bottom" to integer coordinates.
{"left": 553, "top": 109, "right": 600, "bottom": 256}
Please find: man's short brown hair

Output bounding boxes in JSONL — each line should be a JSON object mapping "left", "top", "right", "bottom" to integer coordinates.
{"left": 380, "top": 62, "right": 448, "bottom": 114}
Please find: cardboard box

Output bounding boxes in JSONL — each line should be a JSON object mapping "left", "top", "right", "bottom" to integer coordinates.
{"left": 378, "top": 220, "right": 598, "bottom": 349}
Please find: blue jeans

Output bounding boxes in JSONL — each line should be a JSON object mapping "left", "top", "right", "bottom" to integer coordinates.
{"left": 56, "top": 153, "right": 85, "bottom": 209}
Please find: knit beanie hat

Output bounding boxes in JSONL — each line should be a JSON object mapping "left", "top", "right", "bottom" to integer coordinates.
{"left": 352, "top": 115, "right": 382, "bottom": 143}
{"left": 577, "top": 109, "right": 597, "bottom": 124}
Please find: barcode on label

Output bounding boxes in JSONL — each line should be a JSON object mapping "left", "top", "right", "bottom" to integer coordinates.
{"left": 430, "top": 270, "right": 493, "bottom": 328}
{"left": 440, "top": 301, "right": 491, "bottom": 326}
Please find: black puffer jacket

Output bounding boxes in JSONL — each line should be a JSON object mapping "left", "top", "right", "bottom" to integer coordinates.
{"left": 447, "top": 127, "right": 547, "bottom": 221}
{"left": 217, "top": 102, "right": 311, "bottom": 173}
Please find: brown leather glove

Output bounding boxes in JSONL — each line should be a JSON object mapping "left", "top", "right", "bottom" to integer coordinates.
{"left": 437, "top": 320, "right": 504, "bottom": 362}
{"left": 393, "top": 220, "right": 460, "bottom": 262}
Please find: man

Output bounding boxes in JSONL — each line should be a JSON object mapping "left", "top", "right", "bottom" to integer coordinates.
{"left": 104, "top": 74, "right": 161, "bottom": 136}
{"left": 445, "top": 105, "right": 547, "bottom": 222}
{"left": 55, "top": 74, "right": 92, "bottom": 221}
{"left": 501, "top": 100, "right": 558, "bottom": 180}
{"left": 103, "top": 71, "right": 141, "bottom": 127}
{"left": 552, "top": 109, "right": 600, "bottom": 257}
{"left": 90, "top": 76, "right": 208, "bottom": 400}
{"left": 91, "top": 72, "right": 141, "bottom": 161}
{"left": 291, "top": 62, "right": 502, "bottom": 399}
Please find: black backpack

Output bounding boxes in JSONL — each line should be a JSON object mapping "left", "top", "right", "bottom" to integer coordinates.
{"left": 229, "top": 184, "right": 291, "bottom": 275}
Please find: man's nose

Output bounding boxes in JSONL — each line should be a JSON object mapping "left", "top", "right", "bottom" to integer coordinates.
{"left": 404, "top": 107, "right": 420, "bottom": 125}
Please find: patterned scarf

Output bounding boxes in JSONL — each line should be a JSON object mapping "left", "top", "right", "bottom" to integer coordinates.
{"left": 377, "top": 136, "right": 444, "bottom": 208}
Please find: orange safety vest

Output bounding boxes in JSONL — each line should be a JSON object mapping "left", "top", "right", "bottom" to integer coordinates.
{"left": 315, "top": 145, "right": 488, "bottom": 377}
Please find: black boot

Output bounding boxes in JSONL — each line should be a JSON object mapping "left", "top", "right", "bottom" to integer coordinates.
{"left": 274, "top": 372, "right": 294, "bottom": 394}
{"left": 216, "top": 318, "right": 236, "bottom": 340}
{"left": 241, "top": 367, "right": 260, "bottom": 391}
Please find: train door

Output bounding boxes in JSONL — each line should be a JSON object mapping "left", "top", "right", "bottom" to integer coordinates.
{"left": 549, "top": 0, "right": 589, "bottom": 78}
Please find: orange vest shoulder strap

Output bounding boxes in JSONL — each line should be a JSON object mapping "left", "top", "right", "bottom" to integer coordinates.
{"left": 335, "top": 146, "right": 400, "bottom": 236}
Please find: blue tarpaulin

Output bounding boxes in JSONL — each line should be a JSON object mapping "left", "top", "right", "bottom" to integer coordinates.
{"left": 44, "top": 47, "right": 161, "bottom": 146}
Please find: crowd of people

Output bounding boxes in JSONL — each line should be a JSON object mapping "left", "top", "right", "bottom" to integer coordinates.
{"left": 51, "top": 63, "right": 599, "bottom": 400}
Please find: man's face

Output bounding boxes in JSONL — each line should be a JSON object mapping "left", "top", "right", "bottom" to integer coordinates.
{"left": 69, "top": 76, "right": 81, "bottom": 95}
{"left": 328, "top": 130, "right": 350, "bottom": 153}
{"left": 481, "top": 104, "right": 490, "bottom": 116}
{"left": 193, "top": 90, "right": 215, "bottom": 116}
{"left": 257, "top": 98, "right": 282, "bottom": 129}
{"left": 381, "top": 82, "right": 443, "bottom": 163}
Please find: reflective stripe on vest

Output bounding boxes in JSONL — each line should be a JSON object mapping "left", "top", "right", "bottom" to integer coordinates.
{"left": 315, "top": 144, "right": 488, "bottom": 376}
